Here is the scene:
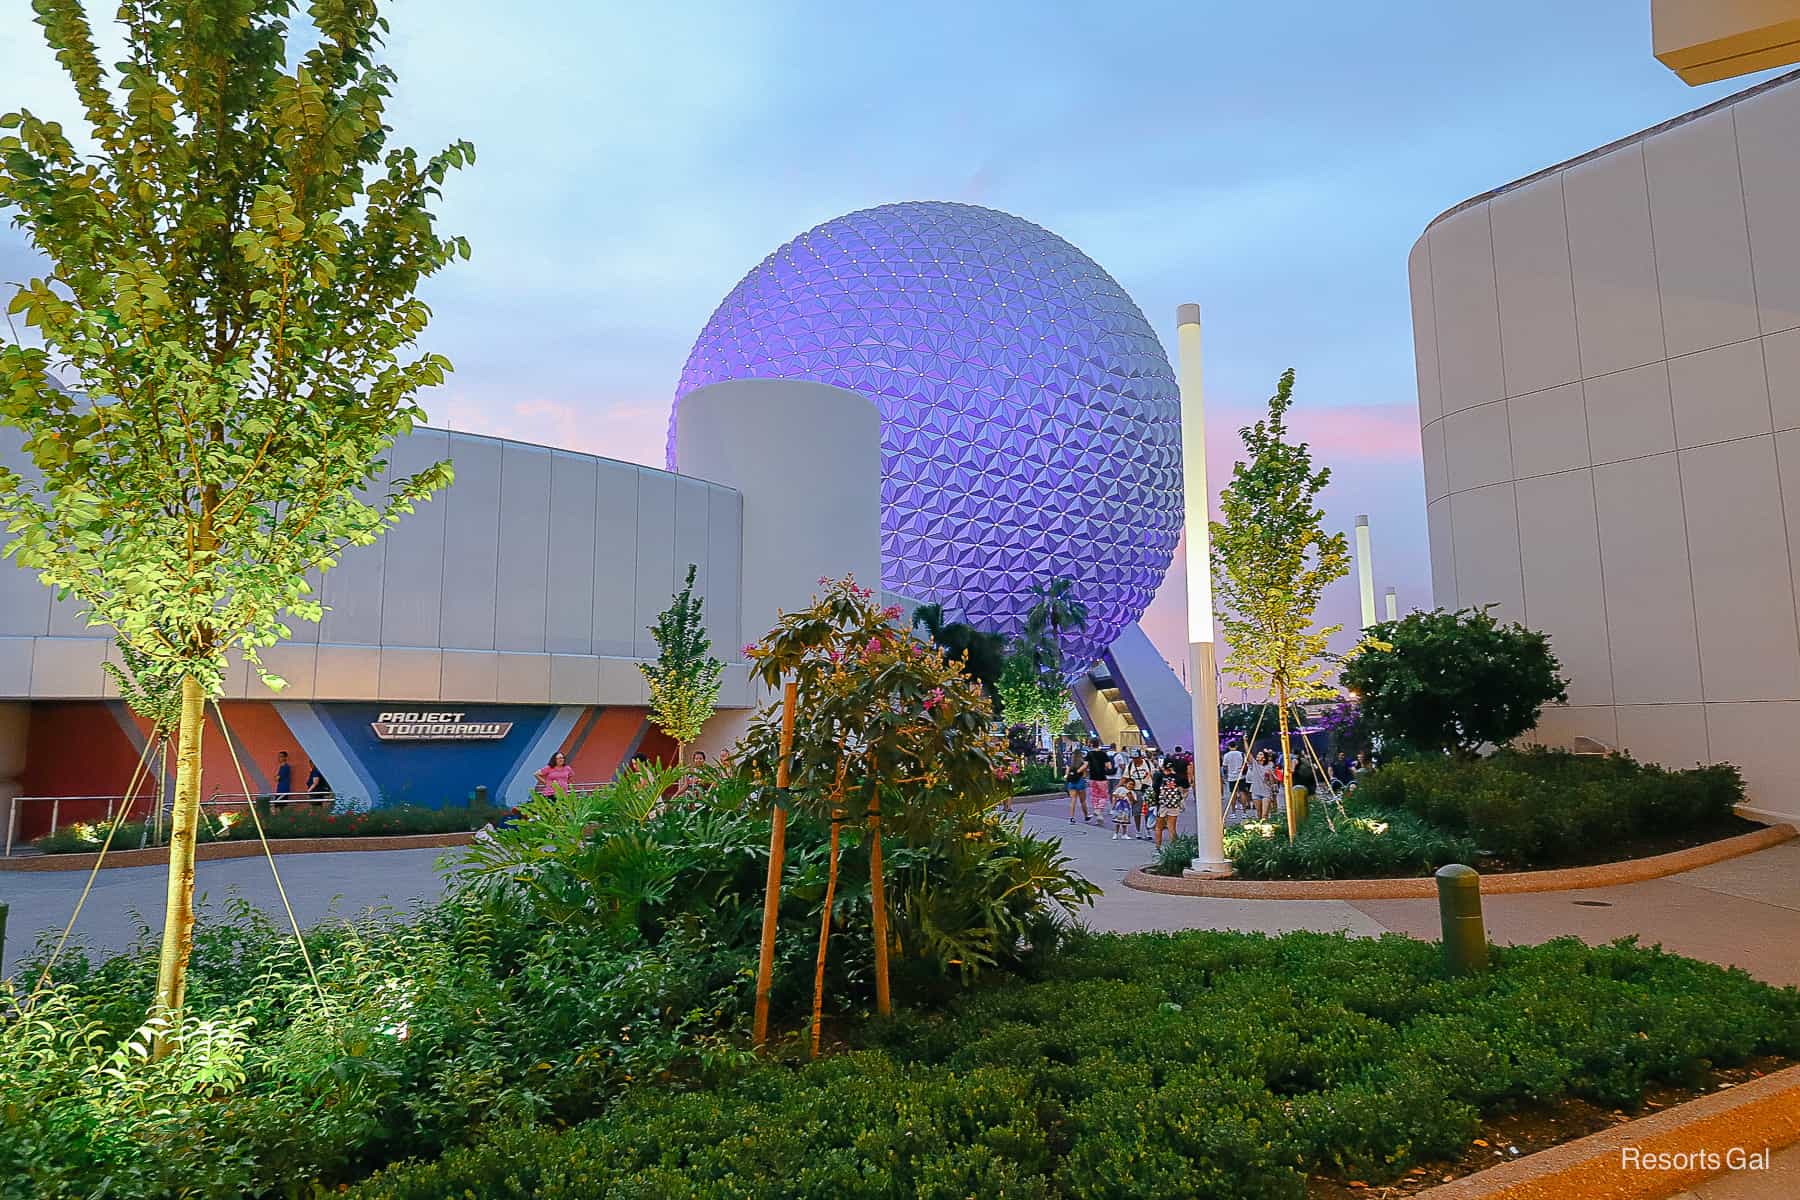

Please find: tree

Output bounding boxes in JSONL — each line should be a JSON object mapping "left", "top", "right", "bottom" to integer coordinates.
{"left": 1211, "top": 369, "right": 1349, "bottom": 837}
{"left": 1018, "top": 576, "right": 1088, "bottom": 675}
{"left": 736, "top": 576, "right": 1010, "bottom": 1032}
{"left": 1341, "top": 607, "right": 1568, "bottom": 757}
{"left": 996, "top": 647, "right": 1071, "bottom": 744}
{"left": 640, "top": 564, "right": 724, "bottom": 755}
{"left": 910, "top": 603, "right": 1005, "bottom": 706}
{"left": 0, "top": 2, "right": 471, "bottom": 1022}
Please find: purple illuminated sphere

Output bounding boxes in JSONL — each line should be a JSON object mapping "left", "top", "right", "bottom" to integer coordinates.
{"left": 671, "top": 201, "right": 1181, "bottom": 671}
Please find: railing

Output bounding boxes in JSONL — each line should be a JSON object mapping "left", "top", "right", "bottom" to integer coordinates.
{"left": 3, "top": 790, "right": 351, "bottom": 856}
{"left": 5, "top": 793, "right": 156, "bottom": 857}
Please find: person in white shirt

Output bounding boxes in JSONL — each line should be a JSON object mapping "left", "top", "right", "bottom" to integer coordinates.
{"left": 1221, "top": 741, "right": 1247, "bottom": 815}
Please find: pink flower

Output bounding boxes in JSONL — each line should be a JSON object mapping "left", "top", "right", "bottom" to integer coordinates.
{"left": 818, "top": 575, "right": 832, "bottom": 586}
{"left": 865, "top": 637, "right": 882, "bottom": 655}
{"left": 923, "top": 687, "right": 946, "bottom": 712}
{"left": 827, "top": 647, "right": 842, "bottom": 663}
{"left": 740, "top": 644, "right": 757, "bottom": 658}
{"left": 883, "top": 605, "right": 903, "bottom": 620}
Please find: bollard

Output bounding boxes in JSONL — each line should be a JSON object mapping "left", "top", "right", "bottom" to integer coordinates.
{"left": 473, "top": 785, "right": 489, "bottom": 808}
{"left": 1289, "top": 785, "right": 1309, "bottom": 828}
{"left": 1435, "top": 864, "right": 1489, "bottom": 975}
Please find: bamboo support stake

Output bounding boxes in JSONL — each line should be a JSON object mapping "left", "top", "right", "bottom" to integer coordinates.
{"left": 810, "top": 809, "right": 842, "bottom": 1058}
{"left": 868, "top": 798, "right": 891, "bottom": 1018}
{"left": 753, "top": 679, "right": 798, "bottom": 1048}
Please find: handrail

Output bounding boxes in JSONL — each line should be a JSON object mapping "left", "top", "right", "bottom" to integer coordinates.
{"left": 6, "top": 793, "right": 158, "bottom": 857}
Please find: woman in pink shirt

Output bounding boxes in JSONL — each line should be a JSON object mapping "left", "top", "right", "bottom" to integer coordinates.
{"left": 534, "top": 752, "right": 574, "bottom": 799}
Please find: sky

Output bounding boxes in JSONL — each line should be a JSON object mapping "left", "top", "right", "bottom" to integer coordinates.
{"left": 0, "top": 1, "right": 1789, "bottom": 687}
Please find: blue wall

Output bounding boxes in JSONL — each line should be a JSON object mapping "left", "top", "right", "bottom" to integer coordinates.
{"left": 312, "top": 703, "right": 560, "bottom": 809}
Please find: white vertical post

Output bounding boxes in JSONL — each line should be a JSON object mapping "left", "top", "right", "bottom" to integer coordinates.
{"left": 1384, "top": 587, "right": 1398, "bottom": 622}
{"left": 1354, "top": 515, "right": 1377, "bottom": 632}
{"left": 1177, "top": 303, "right": 1229, "bottom": 875}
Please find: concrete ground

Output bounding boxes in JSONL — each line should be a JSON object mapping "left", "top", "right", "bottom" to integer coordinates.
{"left": 1014, "top": 797, "right": 1800, "bottom": 987}
{"left": 1673, "top": 1144, "right": 1800, "bottom": 1199}
{"left": 1, "top": 846, "right": 459, "bottom": 979}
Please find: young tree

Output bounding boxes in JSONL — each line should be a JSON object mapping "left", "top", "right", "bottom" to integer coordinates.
{"left": 1342, "top": 607, "right": 1568, "bottom": 757}
{"left": 640, "top": 564, "right": 725, "bottom": 756}
{"left": 996, "top": 647, "right": 1071, "bottom": 745}
{"left": 736, "top": 576, "right": 1010, "bottom": 1028}
{"left": 0, "top": 2, "right": 470, "bottom": 1020}
{"left": 1211, "top": 369, "right": 1349, "bottom": 837}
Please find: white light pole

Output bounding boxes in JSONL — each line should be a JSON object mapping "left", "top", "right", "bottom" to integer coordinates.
{"left": 1354, "top": 515, "right": 1377, "bottom": 632}
{"left": 1384, "top": 587, "right": 1398, "bottom": 622}
{"left": 1177, "top": 303, "right": 1229, "bottom": 875}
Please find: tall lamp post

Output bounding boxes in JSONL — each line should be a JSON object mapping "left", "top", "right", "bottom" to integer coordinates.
{"left": 1354, "top": 515, "right": 1377, "bottom": 631}
{"left": 1177, "top": 303, "right": 1229, "bottom": 875}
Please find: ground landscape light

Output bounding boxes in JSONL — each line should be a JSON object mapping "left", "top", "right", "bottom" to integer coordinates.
{"left": 671, "top": 201, "right": 1182, "bottom": 671}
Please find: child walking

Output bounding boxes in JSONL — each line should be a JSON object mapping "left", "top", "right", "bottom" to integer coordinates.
{"left": 1110, "top": 779, "right": 1135, "bottom": 839}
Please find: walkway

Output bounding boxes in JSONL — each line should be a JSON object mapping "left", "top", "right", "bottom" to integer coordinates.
{"left": 1014, "top": 798, "right": 1800, "bottom": 987}
{"left": 1, "top": 846, "right": 456, "bottom": 979}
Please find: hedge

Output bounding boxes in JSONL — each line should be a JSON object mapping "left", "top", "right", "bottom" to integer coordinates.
{"left": 347, "top": 930, "right": 1800, "bottom": 1199}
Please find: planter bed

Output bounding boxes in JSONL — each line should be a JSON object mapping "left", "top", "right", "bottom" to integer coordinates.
{"left": 1126, "top": 822, "right": 1797, "bottom": 899}
{"left": 0, "top": 829, "right": 479, "bottom": 871}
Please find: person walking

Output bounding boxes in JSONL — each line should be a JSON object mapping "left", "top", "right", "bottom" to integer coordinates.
{"left": 1066, "top": 753, "right": 1091, "bottom": 823}
{"left": 1221, "top": 740, "right": 1246, "bottom": 815}
{"left": 1150, "top": 763, "right": 1186, "bottom": 850}
{"left": 1249, "top": 749, "right": 1273, "bottom": 820}
{"left": 273, "top": 751, "right": 293, "bottom": 801}
{"left": 534, "top": 751, "right": 574, "bottom": 799}
{"left": 1085, "top": 740, "right": 1114, "bottom": 823}
{"left": 304, "top": 762, "right": 329, "bottom": 802}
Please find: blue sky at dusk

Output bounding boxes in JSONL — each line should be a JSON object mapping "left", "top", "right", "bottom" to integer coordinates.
{"left": 0, "top": 1, "right": 1787, "bottom": 677}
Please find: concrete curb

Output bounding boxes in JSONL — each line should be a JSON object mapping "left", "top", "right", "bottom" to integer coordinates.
{"left": 1415, "top": 1063, "right": 1800, "bottom": 1199}
{"left": 1121, "top": 824, "right": 1797, "bottom": 900}
{"left": 0, "top": 831, "right": 477, "bottom": 872}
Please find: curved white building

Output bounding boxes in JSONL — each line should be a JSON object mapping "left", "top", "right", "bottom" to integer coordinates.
{"left": 1411, "top": 68, "right": 1800, "bottom": 823}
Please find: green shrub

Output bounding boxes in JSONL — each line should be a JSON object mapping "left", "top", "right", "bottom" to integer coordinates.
{"left": 347, "top": 930, "right": 1800, "bottom": 1200}
{"left": 1224, "top": 806, "right": 1478, "bottom": 880}
{"left": 1011, "top": 762, "right": 1061, "bottom": 795}
{"left": 1353, "top": 748, "right": 1745, "bottom": 867}
{"left": 1148, "top": 834, "right": 1197, "bottom": 876}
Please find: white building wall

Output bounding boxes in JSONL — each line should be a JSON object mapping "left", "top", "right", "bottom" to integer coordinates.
{"left": 0, "top": 428, "right": 753, "bottom": 710}
{"left": 1412, "top": 67, "right": 1800, "bottom": 823}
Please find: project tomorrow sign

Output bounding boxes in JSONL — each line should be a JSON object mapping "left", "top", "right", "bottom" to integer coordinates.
{"left": 371, "top": 712, "right": 514, "bottom": 741}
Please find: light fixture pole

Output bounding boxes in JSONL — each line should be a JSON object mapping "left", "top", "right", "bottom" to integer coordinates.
{"left": 1177, "top": 303, "right": 1229, "bottom": 875}
{"left": 1354, "top": 515, "right": 1377, "bottom": 631}
{"left": 1384, "top": 586, "right": 1398, "bottom": 622}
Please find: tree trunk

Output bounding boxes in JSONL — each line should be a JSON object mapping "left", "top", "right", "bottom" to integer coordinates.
{"left": 810, "top": 812, "right": 841, "bottom": 1058}
{"left": 868, "top": 803, "right": 892, "bottom": 1017}
{"left": 1277, "top": 684, "right": 1297, "bottom": 840}
{"left": 752, "top": 680, "right": 798, "bottom": 1049}
{"left": 153, "top": 674, "right": 206, "bottom": 1039}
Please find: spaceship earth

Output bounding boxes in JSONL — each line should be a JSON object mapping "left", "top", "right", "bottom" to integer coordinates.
{"left": 671, "top": 201, "right": 1181, "bottom": 671}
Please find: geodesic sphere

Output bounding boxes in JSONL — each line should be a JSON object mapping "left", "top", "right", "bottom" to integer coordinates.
{"left": 671, "top": 201, "right": 1181, "bottom": 671}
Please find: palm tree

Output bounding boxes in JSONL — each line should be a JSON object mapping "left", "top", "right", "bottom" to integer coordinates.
{"left": 911, "top": 604, "right": 1006, "bottom": 707}
{"left": 1019, "top": 577, "right": 1089, "bottom": 676}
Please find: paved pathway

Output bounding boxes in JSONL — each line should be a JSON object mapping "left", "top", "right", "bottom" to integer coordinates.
{"left": 2, "top": 847, "right": 457, "bottom": 979}
{"left": 5, "top": 803, "right": 1797, "bottom": 989}
{"left": 1013, "top": 797, "right": 1800, "bottom": 987}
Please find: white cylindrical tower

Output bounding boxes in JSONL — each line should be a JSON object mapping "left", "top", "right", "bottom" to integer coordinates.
{"left": 1176, "top": 303, "right": 1229, "bottom": 875}
{"left": 1354, "top": 515, "right": 1377, "bottom": 631}
{"left": 1384, "top": 587, "right": 1398, "bottom": 622}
